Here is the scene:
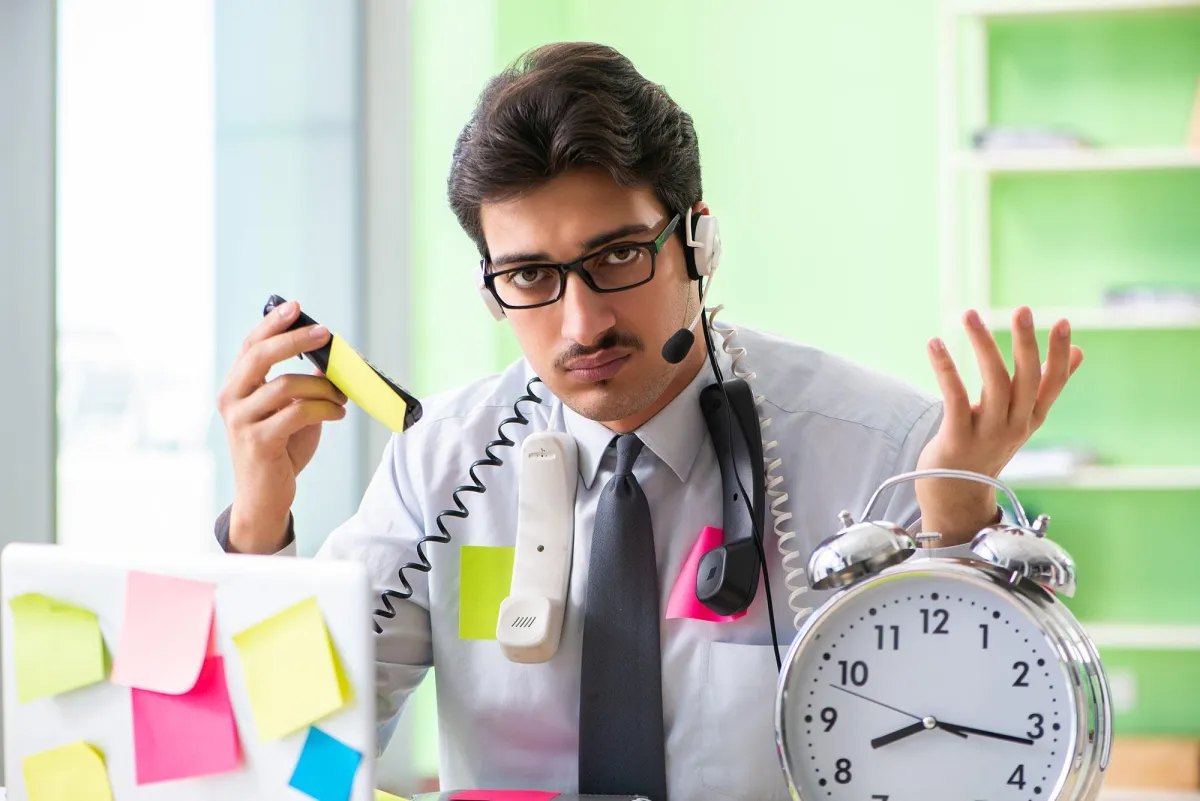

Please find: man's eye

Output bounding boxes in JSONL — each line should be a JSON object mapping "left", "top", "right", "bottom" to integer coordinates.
{"left": 603, "top": 248, "right": 639, "bottom": 266}
{"left": 507, "top": 268, "right": 547, "bottom": 287}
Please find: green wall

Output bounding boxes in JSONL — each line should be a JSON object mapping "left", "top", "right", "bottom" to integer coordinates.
{"left": 403, "top": 0, "right": 1200, "bottom": 776}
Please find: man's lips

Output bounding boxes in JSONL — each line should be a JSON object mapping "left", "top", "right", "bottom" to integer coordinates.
{"left": 563, "top": 349, "right": 631, "bottom": 372}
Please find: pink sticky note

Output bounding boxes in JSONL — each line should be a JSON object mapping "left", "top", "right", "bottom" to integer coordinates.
{"left": 448, "top": 793, "right": 559, "bottom": 801}
{"left": 112, "top": 571, "right": 215, "bottom": 694}
{"left": 666, "top": 526, "right": 749, "bottom": 623}
{"left": 131, "top": 655, "right": 240, "bottom": 784}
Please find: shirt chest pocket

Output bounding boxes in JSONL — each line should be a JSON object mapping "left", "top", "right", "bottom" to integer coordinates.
{"left": 698, "top": 641, "right": 792, "bottom": 800}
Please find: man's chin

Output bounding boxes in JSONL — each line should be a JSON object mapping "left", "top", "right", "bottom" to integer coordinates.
{"left": 555, "top": 379, "right": 647, "bottom": 424}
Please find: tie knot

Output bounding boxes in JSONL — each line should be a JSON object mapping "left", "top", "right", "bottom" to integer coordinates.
{"left": 612, "top": 434, "right": 643, "bottom": 476}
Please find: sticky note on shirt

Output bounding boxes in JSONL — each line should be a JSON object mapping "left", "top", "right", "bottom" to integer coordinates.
{"left": 131, "top": 655, "right": 240, "bottom": 784}
{"left": 111, "top": 571, "right": 215, "bottom": 694}
{"left": 22, "top": 741, "right": 114, "bottom": 801}
{"left": 459, "top": 546, "right": 515, "bottom": 640}
{"left": 288, "top": 726, "right": 363, "bottom": 801}
{"left": 232, "top": 596, "right": 352, "bottom": 741}
{"left": 666, "top": 526, "right": 749, "bottom": 623}
{"left": 447, "top": 792, "right": 560, "bottom": 801}
{"left": 9, "top": 593, "right": 106, "bottom": 703}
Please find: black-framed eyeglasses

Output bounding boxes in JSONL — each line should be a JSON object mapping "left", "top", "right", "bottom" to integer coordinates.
{"left": 481, "top": 213, "right": 681, "bottom": 311}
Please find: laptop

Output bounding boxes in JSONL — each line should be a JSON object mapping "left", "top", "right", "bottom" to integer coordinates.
{"left": 0, "top": 542, "right": 375, "bottom": 800}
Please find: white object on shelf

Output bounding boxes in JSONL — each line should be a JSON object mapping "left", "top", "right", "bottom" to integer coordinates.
{"left": 1084, "top": 623, "right": 1200, "bottom": 650}
{"left": 1003, "top": 465, "right": 1200, "bottom": 490}
{"left": 952, "top": 0, "right": 1200, "bottom": 18}
{"left": 958, "top": 147, "right": 1200, "bottom": 173}
{"left": 979, "top": 306, "right": 1200, "bottom": 331}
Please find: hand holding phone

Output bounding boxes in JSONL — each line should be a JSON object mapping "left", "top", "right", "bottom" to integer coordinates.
{"left": 262, "top": 294, "right": 423, "bottom": 433}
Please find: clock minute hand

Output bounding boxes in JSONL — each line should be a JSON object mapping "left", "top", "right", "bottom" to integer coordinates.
{"left": 937, "top": 721, "right": 1035, "bottom": 746}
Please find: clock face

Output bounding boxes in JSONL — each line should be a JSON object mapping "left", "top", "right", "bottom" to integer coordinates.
{"left": 779, "top": 571, "right": 1078, "bottom": 801}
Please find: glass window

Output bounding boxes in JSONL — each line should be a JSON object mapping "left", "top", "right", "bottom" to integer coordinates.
{"left": 56, "top": 0, "right": 217, "bottom": 552}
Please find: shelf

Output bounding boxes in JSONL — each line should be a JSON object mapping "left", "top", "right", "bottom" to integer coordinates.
{"left": 957, "top": 148, "right": 1200, "bottom": 174}
{"left": 981, "top": 306, "right": 1200, "bottom": 331}
{"left": 951, "top": 0, "right": 1200, "bottom": 18}
{"left": 1002, "top": 466, "right": 1200, "bottom": 490}
{"left": 1100, "top": 793, "right": 1200, "bottom": 801}
{"left": 1085, "top": 623, "right": 1200, "bottom": 650}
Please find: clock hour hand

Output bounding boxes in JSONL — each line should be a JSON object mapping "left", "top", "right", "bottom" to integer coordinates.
{"left": 871, "top": 719, "right": 932, "bottom": 749}
{"left": 937, "top": 721, "right": 1035, "bottom": 746}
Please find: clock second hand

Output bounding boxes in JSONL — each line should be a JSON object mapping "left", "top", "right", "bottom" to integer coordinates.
{"left": 829, "top": 684, "right": 967, "bottom": 739}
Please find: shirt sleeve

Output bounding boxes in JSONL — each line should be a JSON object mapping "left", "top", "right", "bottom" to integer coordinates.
{"left": 315, "top": 430, "right": 434, "bottom": 754}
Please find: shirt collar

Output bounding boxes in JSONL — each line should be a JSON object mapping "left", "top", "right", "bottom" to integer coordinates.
{"left": 561, "top": 343, "right": 731, "bottom": 489}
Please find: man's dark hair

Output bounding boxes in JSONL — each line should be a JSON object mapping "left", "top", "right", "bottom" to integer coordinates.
{"left": 448, "top": 42, "right": 702, "bottom": 260}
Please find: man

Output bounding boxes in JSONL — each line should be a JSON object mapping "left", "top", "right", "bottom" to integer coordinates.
{"left": 215, "top": 42, "right": 1082, "bottom": 800}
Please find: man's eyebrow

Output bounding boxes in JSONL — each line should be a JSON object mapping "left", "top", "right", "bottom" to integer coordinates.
{"left": 488, "top": 222, "right": 657, "bottom": 269}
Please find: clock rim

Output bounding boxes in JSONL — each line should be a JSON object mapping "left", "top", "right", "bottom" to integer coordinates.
{"left": 773, "top": 557, "right": 1112, "bottom": 801}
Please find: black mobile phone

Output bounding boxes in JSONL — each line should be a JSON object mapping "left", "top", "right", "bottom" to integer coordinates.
{"left": 263, "top": 294, "right": 423, "bottom": 432}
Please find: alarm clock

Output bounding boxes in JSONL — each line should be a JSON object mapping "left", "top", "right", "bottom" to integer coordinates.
{"left": 775, "top": 468, "right": 1112, "bottom": 801}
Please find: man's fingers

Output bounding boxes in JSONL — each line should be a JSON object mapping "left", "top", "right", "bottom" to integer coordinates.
{"left": 224, "top": 324, "right": 332, "bottom": 402}
{"left": 1032, "top": 323, "right": 1081, "bottom": 427}
{"left": 239, "top": 299, "right": 301, "bottom": 357}
{"left": 1008, "top": 307, "right": 1041, "bottom": 426}
{"left": 257, "top": 400, "right": 346, "bottom": 447}
{"left": 927, "top": 337, "right": 971, "bottom": 434}
{"left": 964, "top": 309, "right": 1012, "bottom": 431}
{"left": 236, "top": 374, "right": 347, "bottom": 424}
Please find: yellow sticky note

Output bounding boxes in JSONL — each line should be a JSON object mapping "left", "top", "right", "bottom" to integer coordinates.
{"left": 375, "top": 791, "right": 410, "bottom": 801}
{"left": 9, "top": 593, "right": 106, "bottom": 703}
{"left": 23, "top": 741, "right": 114, "bottom": 801}
{"left": 231, "top": 597, "right": 352, "bottom": 741}
{"left": 326, "top": 335, "right": 408, "bottom": 432}
{"left": 458, "top": 546, "right": 515, "bottom": 640}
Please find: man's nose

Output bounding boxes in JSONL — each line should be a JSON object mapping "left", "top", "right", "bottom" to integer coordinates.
{"left": 559, "top": 271, "right": 616, "bottom": 347}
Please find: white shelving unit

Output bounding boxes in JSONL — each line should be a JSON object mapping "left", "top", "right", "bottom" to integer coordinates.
{"left": 1085, "top": 623, "right": 1200, "bottom": 650}
{"left": 979, "top": 306, "right": 1200, "bottom": 331}
{"left": 958, "top": 147, "right": 1200, "bottom": 174}
{"left": 937, "top": 0, "right": 1200, "bottom": 349}
{"left": 1003, "top": 465, "right": 1200, "bottom": 490}
{"left": 939, "top": 0, "right": 1200, "bottom": 704}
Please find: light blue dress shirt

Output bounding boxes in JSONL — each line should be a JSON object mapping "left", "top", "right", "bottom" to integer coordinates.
{"left": 314, "top": 320, "right": 961, "bottom": 800}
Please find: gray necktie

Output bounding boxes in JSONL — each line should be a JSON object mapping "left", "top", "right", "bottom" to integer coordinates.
{"left": 578, "top": 434, "right": 668, "bottom": 800}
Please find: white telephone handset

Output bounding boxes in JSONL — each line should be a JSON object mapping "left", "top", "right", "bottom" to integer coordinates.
{"left": 496, "top": 431, "right": 579, "bottom": 663}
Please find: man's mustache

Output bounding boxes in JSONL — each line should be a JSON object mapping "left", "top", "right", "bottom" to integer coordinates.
{"left": 555, "top": 331, "right": 643, "bottom": 370}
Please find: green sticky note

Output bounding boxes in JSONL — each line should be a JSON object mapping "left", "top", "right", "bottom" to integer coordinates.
{"left": 458, "top": 546, "right": 514, "bottom": 640}
{"left": 9, "top": 593, "right": 107, "bottom": 703}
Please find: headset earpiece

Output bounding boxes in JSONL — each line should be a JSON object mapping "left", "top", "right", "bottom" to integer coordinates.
{"left": 684, "top": 206, "right": 722, "bottom": 281}
{"left": 478, "top": 271, "right": 505, "bottom": 321}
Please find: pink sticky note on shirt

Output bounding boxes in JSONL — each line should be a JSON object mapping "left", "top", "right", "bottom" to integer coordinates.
{"left": 448, "top": 793, "right": 559, "bottom": 801}
{"left": 131, "top": 655, "right": 240, "bottom": 784}
{"left": 112, "top": 571, "right": 215, "bottom": 694}
{"left": 666, "top": 526, "right": 749, "bottom": 623}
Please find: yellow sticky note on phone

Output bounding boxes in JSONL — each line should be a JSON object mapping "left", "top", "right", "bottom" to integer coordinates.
{"left": 232, "top": 597, "right": 352, "bottom": 740}
{"left": 23, "top": 741, "right": 114, "bottom": 801}
{"left": 326, "top": 335, "right": 408, "bottom": 432}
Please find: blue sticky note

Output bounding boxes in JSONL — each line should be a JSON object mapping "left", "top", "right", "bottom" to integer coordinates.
{"left": 288, "top": 727, "right": 363, "bottom": 801}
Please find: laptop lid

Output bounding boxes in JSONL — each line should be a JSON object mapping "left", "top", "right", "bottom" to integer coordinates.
{"left": 1, "top": 542, "right": 375, "bottom": 800}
